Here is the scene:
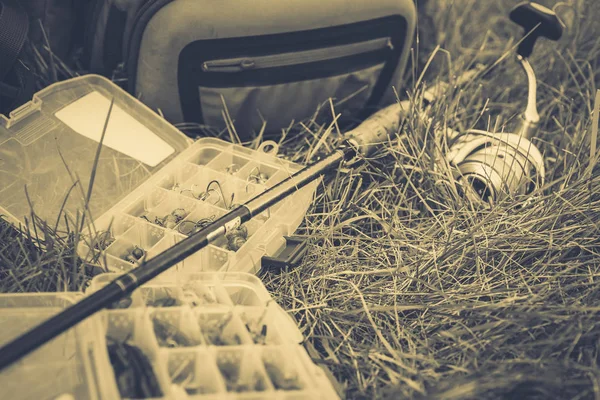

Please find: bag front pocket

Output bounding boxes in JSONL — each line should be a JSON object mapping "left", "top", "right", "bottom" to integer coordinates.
{"left": 175, "top": 16, "right": 408, "bottom": 135}
{"left": 196, "top": 38, "right": 392, "bottom": 132}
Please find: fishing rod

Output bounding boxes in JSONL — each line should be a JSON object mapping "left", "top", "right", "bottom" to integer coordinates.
{"left": 0, "top": 0, "right": 562, "bottom": 371}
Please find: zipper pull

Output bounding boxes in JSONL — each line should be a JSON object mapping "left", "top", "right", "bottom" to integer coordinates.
{"left": 386, "top": 38, "right": 394, "bottom": 51}
{"left": 202, "top": 58, "right": 256, "bottom": 72}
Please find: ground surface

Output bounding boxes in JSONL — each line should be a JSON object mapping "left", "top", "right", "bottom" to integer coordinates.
{"left": 2, "top": 0, "right": 600, "bottom": 399}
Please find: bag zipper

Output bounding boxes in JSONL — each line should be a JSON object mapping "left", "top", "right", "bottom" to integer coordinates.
{"left": 201, "top": 37, "right": 393, "bottom": 73}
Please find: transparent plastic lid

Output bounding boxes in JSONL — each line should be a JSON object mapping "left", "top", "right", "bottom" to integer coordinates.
{"left": 0, "top": 75, "right": 191, "bottom": 232}
{"left": 0, "top": 293, "right": 102, "bottom": 400}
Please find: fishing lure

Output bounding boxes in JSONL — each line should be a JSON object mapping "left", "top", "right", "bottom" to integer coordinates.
{"left": 241, "top": 308, "right": 269, "bottom": 344}
{"left": 152, "top": 316, "right": 200, "bottom": 348}
{"left": 143, "top": 208, "right": 188, "bottom": 229}
{"left": 225, "top": 222, "right": 248, "bottom": 252}
{"left": 247, "top": 166, "right": 269, "bottom": 185}
{"left": 147, "top": 297, "right": 179, "bottom": 307}
{"left": 218, "top": 357, "right": 266, "bottom": 392}
{"left": 107, "top": 296, "right": 133, "bottom": 310}
{"left": 225, "top": 164, "right": 240, "bottom": 175}
{"left": 91, "top": 231, "right": 114, "bottom": 251}
{"left": 201, "top": 313, "right": 241, "bottom": 346}
{"left": 146, "top": 288, "right": 181, "bottom": 307}
{"left": 124, "top": 246, "right": 146, "bottom": 264}
{"left": 107, "top": 338, "right": 164, "bottom": 399}
{"left": 177, "top": 215, "right": 216, "bottom": 236}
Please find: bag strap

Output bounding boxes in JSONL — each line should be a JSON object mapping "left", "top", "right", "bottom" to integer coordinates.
{"left": 0, "top": 0, "right": 29, "bottom": 82}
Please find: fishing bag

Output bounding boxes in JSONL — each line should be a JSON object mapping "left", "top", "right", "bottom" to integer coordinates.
{"left": 84, "top": 0, "right": 417, "bottom": 139}
{"left": 0, "top": 0, "right": 88, "bottom": 116}
{"left": 0, "top": 0, "right": 34, "bottom": 116}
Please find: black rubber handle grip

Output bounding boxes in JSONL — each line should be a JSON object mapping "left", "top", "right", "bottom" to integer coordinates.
{"left": 509, "top": 2, "right": 563, "bottom": 57}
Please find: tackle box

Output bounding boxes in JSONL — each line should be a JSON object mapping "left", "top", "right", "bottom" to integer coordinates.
{"left": 0, "top": 74, "right": 318, "bottom": 277}
{"left": 0, "top": 272, "right": 342, "bottom": 400}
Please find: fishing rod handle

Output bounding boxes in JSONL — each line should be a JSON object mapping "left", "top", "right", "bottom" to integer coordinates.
{"left": 345, "top": 101, "right": 410, "bottom": 157}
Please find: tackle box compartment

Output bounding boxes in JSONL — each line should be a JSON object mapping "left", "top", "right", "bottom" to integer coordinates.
{"left": 0, "top": 74, "right": 319, "bottom": 278}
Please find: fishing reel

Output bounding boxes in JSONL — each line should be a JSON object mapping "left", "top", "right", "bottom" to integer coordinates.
{"left": 445, "top": 2, "right": 563, "bottom": 205}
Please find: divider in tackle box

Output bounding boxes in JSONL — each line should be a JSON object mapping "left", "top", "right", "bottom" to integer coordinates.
{"left": 122, "top": 186, "right": 170, "bottom": 219}
{"left": 211, "top": 346, "right": 274, "bottom": 394}
{"left": 161, "top": 347, "right": 227, "bottom": 396}
{"left": 169, "top": 239, "right": 233, "bottom": 277}
{"left": 143, "top": 233, "right": 182, "bottom": 283}
{"left": 102, "top": 308, "right": 172, "bottom": 399}
{"left": 221, "top": 281, "right": 270, "bottom": 307}
{"left": 186, "top": 145, "right": 225, "bottom": 166}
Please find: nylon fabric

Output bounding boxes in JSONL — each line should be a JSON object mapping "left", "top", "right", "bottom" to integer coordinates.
{"left": 0, "top": 0, "right": 29, "bottom": 81}
{"left": 198, "top": 63, "right": 386, "bottom": 132}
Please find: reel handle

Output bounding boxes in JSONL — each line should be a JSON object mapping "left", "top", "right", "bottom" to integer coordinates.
{"left": 509, "top": 2, "right": 563, "bottom": 58}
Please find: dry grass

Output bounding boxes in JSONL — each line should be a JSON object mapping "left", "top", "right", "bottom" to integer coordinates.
{"left": 2, "top": 0, "right": 600, "bottom": 399}
{"left": 263, "top": 1, "right": 600, "bottom": 399}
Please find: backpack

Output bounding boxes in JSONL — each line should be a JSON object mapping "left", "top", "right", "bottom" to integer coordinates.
{"left": 0, "top": 0, "right": 87, "bottom": 116}
{"left": 84, "top": 0, "right": 417, "bottom": 140}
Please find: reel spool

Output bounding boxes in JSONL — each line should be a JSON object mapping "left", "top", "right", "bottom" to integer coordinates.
{"left": 446, "top": 130, "right": 545, "bottom": 204}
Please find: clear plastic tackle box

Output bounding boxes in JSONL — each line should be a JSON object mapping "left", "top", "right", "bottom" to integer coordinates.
{"left": 0, "top": 273, "right": 342, "bottom": 400}
{"left": 0, "top": 76, "right": 339, "bottom": 399}
{"left": 0, "top": 74, "right": 318, "bottom": 275}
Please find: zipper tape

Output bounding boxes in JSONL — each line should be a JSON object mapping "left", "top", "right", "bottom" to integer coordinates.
{"left": 202, "top": 37, "right": 393, "bottom": 73}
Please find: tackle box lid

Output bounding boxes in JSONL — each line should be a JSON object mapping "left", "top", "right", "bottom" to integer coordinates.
{"left": 0, "top": 75, "right": 192, "bottom": 233}
{"left": 0, "top": 292, "right": 105, "bottom": 400}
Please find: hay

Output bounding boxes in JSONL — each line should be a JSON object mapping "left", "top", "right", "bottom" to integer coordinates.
{"left": 2, "top": 0, "right": 600, "bottom": 399}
